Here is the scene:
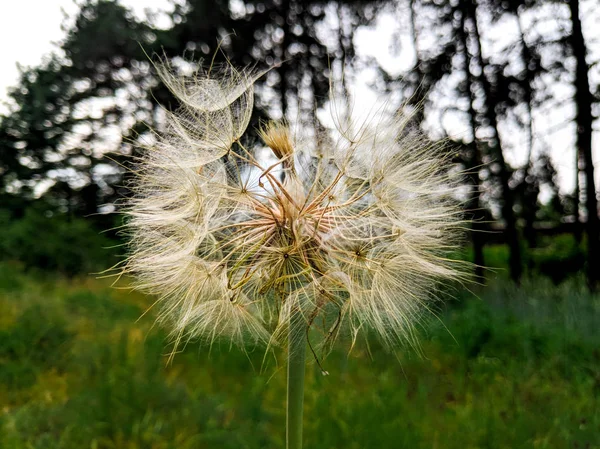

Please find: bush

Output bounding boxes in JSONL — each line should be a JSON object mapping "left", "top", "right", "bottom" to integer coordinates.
{"left": 529, "top": 234, "right": 585, "bottom": 283}
{"left": 0, "top": 207, "right": 119, "bottom": 276}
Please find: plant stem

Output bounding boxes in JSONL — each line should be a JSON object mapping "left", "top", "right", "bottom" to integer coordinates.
{"left": 286, "top": 317, "right": 307, "bottom": 449}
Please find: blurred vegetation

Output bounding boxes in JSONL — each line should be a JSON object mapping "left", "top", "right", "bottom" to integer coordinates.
{"left": 0, "top": 263, "right": 598, "bottom": 449}
{"left": 0, "top": 206, "right": 119, "bottom": 276}
{"left": 478, "top": 235, "right": 587, "bottom": 285}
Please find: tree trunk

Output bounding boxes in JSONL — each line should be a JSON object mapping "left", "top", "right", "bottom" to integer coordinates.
{"left": 456, "top": 4, "right": 485, "bottom": 283}
{"left": 463, "top": 0, "right": 522, "bottom": 283}
{"left": 516, "top": 9, "right": 538, "bottom": 251}
{"left": 278, "top": 0, "right": 291, "bottom": 119}
{"left": 567, "top": 0, "right": 599, "bottom": 290}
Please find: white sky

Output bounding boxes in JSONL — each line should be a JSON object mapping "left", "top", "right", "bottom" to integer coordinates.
{"left": 0, "top": 0, "right": 175, "bottom": 113}
{"left": 0, "top": 0, "right": 597, "bottom": 196}
{"left": 0, "top": 0, "right": 78, "bottom": 105}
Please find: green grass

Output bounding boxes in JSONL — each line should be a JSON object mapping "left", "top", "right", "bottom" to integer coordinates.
{"left": 0, "top": 262, "right": 598, "bottom": 449}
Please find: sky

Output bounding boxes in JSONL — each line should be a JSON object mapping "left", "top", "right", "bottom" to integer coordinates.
{"left": 0, "top": 0, "right": 176, "bottom": 113}
{"left": 0, "top": 0, "right": 78, "bottom": 106}
{"left": 0, "top": 0, "right": 598, "bottom": 196}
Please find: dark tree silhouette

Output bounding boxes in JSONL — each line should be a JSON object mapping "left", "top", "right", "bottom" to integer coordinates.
{"left": 566, "top": 0, "right": 599, "bottom": 290}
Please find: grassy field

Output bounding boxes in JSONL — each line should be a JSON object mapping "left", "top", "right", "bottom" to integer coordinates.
{"left": 0, "top": 262, "right": 598, "bottom": 449}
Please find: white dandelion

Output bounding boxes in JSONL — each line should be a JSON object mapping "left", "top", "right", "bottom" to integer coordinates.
{"left": 124, "top": 61, "right": 467, "bottom": 356}
{"left": 122, "top": 59, "right": 468, "bottom": 449}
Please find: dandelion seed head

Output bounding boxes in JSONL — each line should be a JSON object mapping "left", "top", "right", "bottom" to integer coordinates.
{"left": 123, "top": 60, "right": 468, "bottom": 356}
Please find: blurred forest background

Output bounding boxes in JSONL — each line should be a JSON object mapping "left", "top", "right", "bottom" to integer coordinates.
{"left": 0, "top": 0, "right": 599, "bottom": 448}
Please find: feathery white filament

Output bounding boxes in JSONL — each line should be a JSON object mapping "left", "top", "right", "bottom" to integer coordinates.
{"left": 124, "top": 62, "right": 467, "bottom": 356}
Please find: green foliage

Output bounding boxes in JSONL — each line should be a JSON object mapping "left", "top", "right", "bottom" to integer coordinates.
{"left": 0, "top": 305, "right": 71, "bottom": 390}
{"left": 529, "top": 234, "right": 586, "bottom": 283}
{"left": 0, "top": 207, "right": 118, "bottom": 276}
{"left": 0, "top": 267, "right": 598, "bottom": 448}
{"left": 482, "top": 244, "right": 510, "bottom": 273}
{"left": 464, "top": 236, "right": 586, "bottom": 285}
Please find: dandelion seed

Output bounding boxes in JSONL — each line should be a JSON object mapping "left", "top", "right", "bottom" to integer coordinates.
{"left": 123, "top": 60, "right": 467, "bottom": 359}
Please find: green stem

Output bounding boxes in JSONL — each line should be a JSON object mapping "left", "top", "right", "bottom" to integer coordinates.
{"left": 286, "top": 317, "right": 307, "bottom": 449}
